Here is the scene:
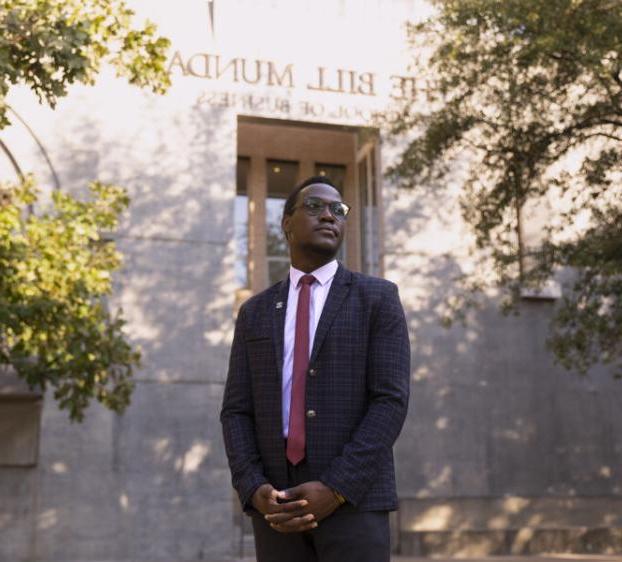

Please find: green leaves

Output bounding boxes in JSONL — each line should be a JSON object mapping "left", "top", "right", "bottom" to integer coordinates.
{"left": 0, "top": 0, "right": 171, "bottom": 126}
{"left": 0, "top": 177, "right": 140, "bottom": 421}
{"left": 0, "top": 0, "right": 171, "bottom": 418}
{"left": 391, "top": 0, "right": 622, "bottom": 376}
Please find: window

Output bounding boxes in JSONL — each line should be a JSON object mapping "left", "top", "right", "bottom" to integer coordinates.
{"left": 357, "top": 143, "right": 381, "bottom": 275}
{"left": 518, "top": 195, "right": 561, "bottom": 300}
{"left": 266, "top": 160, "right": 298, "bottom": 286}
{"left": 235, "top": 117, "right": 382, "bottom": 295}
{"left": 0, "top": 368, "right": 42, "bottom": 467}
{"left": 235, "top": 157, "right": 249, "bottom": 288}
{"left": 315, "top": 163, "right": 346, "bottom": 193}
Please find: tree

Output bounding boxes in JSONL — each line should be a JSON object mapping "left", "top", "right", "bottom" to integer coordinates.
{"left": 0, "top": 0, "right": 171, "bottom": 419}
{"left": 0, "top": 0, "right": 170, "bottom": 127}
{"left": 389, "top": 0, "right": 622, "bottom": 376}
{"left": 0, "top": 179, "right": 139, "bottom": 421}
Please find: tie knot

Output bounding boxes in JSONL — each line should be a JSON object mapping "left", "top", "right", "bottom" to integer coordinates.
{"left": 299, "top": 274, "right": 316, "bottom": 287}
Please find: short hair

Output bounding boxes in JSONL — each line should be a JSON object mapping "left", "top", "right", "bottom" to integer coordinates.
{"left": 281, "top": 175, "right": 340, "bottom": 221}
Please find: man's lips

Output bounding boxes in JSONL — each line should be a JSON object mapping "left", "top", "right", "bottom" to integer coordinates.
{"left": 315, "top": 226, "right": 338, "bottom": 237}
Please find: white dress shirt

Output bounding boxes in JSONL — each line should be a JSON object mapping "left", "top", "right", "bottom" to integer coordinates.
{"left": 282, "top": 259, "right": 339, "bottom": 437}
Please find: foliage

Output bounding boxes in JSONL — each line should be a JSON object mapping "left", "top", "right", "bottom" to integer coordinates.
{"left": 0, "top": 178, "right": 139, "bottom": 421}
{"left": 389, "top": 0, "right": 622, "bottom": 376}
{"left": 0, "top": 0, "right": 171, "bottom": 127}
{"left": 0, "top": 0, "right": 170, "bottom": 418}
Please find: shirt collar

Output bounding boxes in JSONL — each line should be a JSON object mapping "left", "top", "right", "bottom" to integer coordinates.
{"left": 289, "top": 260, "right": 338, "bottom": 288}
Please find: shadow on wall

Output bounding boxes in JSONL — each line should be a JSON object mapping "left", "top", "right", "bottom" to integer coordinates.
{"left": 383, "top": 173, "right": 622, "bottom": 555}
{"left": 5, "top": 94, "right": 622, "bottom": 559}
{"left": 0, "top": 98, "right": 239, "bottom": 561}
{"left": 51, "top": 97, "right": 237, "bottom": 384}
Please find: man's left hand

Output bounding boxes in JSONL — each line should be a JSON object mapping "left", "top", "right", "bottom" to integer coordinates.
{"left": 265, "top": 481, "right": 341, "bottom": 531}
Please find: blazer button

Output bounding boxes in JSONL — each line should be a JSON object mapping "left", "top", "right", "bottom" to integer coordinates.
{"left": 306, "top": 409, "right": 316, "bottom": 418}
{"left": 308, "top": 368, "right": 317, "bottom": 377}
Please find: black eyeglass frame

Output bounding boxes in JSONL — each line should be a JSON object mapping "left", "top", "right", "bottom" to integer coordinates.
{"left": 295, "top": 196, "right": 351, "bottom": 220}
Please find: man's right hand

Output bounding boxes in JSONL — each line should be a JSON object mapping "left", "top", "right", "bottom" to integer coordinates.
{"left": 251, "top": 483, "right": 317, "bottom": 533}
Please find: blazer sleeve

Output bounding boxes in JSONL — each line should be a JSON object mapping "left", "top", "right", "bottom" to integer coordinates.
{"left": 319, "top": 281, "right": 410, "bottom": 506}
{"left": 220, "top": 303, "right": 269, "bottom": 510}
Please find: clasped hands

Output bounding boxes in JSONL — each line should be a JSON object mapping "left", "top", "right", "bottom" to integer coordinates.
{"left": 252, "top": 481, "right": 341, "bottom": 533}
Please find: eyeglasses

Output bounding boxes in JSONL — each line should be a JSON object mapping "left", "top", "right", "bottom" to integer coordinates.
{"left": 296, "top": 196, "right": 351, "bottom": 220}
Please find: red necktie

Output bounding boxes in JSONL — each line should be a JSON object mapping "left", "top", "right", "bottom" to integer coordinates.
{"left": 287, "top": 274, "right": 316, "bottom": 465}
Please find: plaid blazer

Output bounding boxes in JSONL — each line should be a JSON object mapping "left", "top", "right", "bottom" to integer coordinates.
{"left": 220, "top": 263, "right": 410, "bottom": 512}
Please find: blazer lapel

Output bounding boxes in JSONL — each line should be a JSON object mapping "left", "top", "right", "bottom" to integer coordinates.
{"left": 309, "top": 264, "right": 352, "bottom": 364}
{"left": 272, "top": 276, "right": 290, "bottom": 380}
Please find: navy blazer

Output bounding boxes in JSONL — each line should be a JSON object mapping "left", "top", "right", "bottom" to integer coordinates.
{"left": 220, "top": 264, "right": 410, "bottom": 512}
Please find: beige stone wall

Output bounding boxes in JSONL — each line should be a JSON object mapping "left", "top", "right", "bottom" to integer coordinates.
{"left": 2, "top": 0, "right": 622, "bottom": 560}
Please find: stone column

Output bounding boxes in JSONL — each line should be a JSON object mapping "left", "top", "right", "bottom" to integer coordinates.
{"left": 248, "top": 155, "right": 267, "bottom": 293}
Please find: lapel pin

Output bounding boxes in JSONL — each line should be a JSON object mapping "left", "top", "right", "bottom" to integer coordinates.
{"left": 275, "top": 301, "right": 283, "bottom": 309}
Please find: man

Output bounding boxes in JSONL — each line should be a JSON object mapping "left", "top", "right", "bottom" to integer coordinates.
{"left": 220, "top": 176, "right": 410, "bottom": 562}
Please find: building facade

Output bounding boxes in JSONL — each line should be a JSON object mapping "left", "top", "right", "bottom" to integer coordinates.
{"left": 2, "top": 1, "right": 622, "bottom": 560}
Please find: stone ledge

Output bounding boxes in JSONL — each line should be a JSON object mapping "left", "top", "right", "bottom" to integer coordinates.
{"left": 399, "top": 527, "right": 622, "bottom": 557}
{"left": 399, "top": 497, "right": 622, "bottom": 532}
{"left": 0, "top": 366, "right": 42, "bottom": 400}
{"left": 21, "top": 557, "right": 622, "bottom": 562}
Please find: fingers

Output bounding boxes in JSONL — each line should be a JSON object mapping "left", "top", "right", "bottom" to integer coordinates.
{"left": 264, "top": 499, "right": 309, "bottom": 520}
{"left": 269, "top": 514, "right": 318, "bottom": 533}
{"left": 276, "top": 499, "right": 309, "bottom": 512}
{"left": 280, "top": 484, "right": 305, "bottom": 500}
{"left": 255, "top": 485, "right": 311, "bottom": 517}
{"left": 252, "top": 484, "right": 276, "bottom": 514}
{"left": 267, "top": 486, "right": 297, "bottom": 504}
{"left": 264, "top": 502, "right": 308, "bottom": 524}
{"left": 257, "top": 483, "right": 275, "bottom": 499}
{"left": 264, "top": 498, "right": 308, "bottom": 514}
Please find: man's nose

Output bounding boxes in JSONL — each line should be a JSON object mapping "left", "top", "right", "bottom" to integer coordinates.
{"left": 319, "top": 204, "right": 335, "bottom": 221}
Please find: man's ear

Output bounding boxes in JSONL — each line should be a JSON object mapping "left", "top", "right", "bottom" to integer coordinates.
{"left": 282, "top": 215, "right": 291, "bottom": 240}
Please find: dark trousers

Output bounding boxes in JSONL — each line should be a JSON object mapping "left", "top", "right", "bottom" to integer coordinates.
{"left": 251, "top": 459, "right": 390, "bottom": 562}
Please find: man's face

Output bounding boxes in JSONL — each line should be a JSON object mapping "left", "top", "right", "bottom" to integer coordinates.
{"left": 282, "top": 183, "right": 346, "bottom": 258}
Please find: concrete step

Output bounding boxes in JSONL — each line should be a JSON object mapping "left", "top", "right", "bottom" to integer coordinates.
{"left": 398, "top": 497, "right": 622, "bottom": 532}
{"left": 394, "top": 554, "right": 622, "bottom": 562}
{"left": 206, "top": 548, "right": 622, "bottom": 560}
{"left": 399, "top": 528, "right": 622, "bottom": 557}
{"left": 397, "top": 497, "right": 622, "bottom": 557}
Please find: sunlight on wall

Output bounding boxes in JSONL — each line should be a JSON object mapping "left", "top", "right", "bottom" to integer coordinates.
{"left": 119, "top": 287, "right": 162, "bottom": 341}
{"left": 175, "top": 441, "right": 210, "bottom": 474}
{"left": 488, "top": 513, "right": 510, "bottom": 529}
{"left": 153, "top": 437, "right": 172, "bottom": 462}
{"left": 526, "top": 513, "right": 544, "bottom": 527}
{"left": 203, "top": 328, "right": 228, "bottom": 346}
{"left": 511, "top": 527, "right": 535, "bottom": 552}
{"left": 410, "top": 504, "right": 453, "bottom": 531}
{"left": 51, "top": 462, "right": 68, "bottom": 474}
{"left": 37, "top": 509, "right": 57, "bottom": 530}
{"left": 119, "top": 493, "right": 130, "bottom": 511}
{"left": 416, "top": 465, "right": 452, "bottom": 498}
{"left": 413, "top": 365, "right": 430, "bottom": 382}
{"left": 544, "top": 140, "right": 622, "bottom": 244}
{"left": 202, "top": 285, "right": 237, "bottom": 346}
{"left": 502, "top": 496, "right": 530, "bottom": 513}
